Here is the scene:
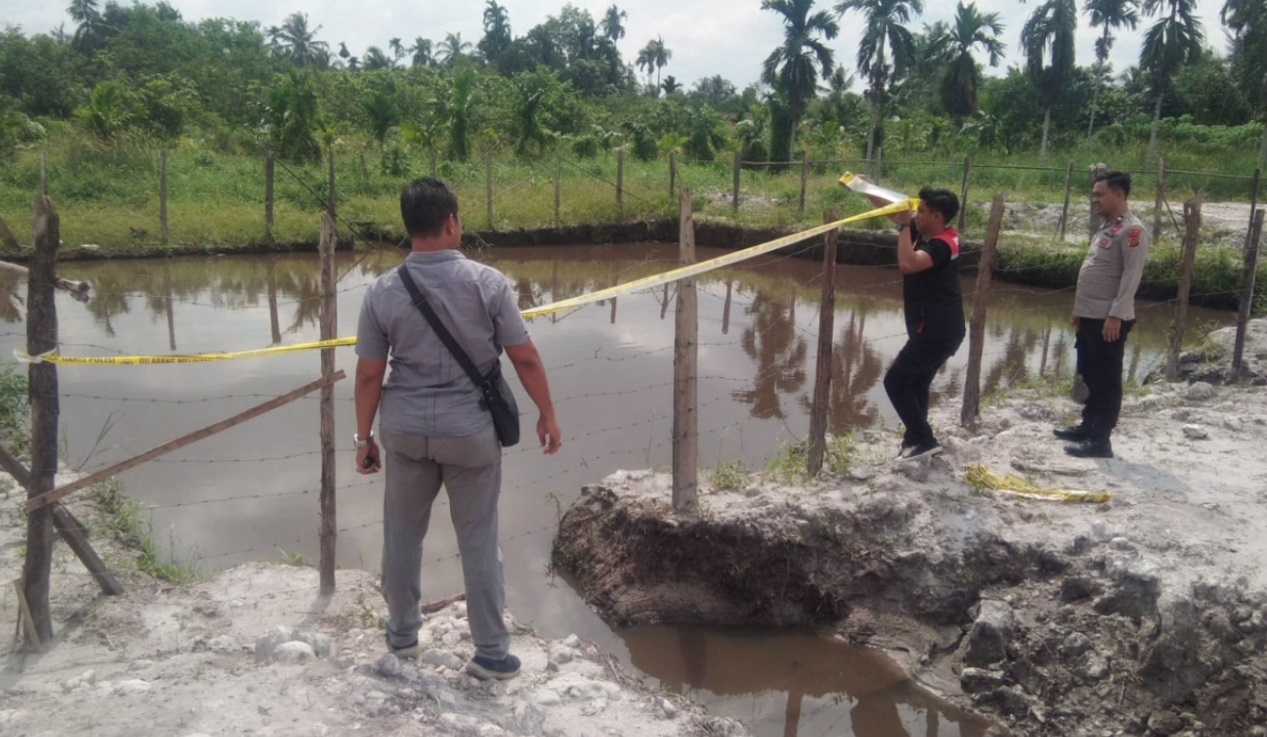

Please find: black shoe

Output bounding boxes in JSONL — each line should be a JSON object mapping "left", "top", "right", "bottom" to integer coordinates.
{"left": 898, "top": 441, "right": 943, "bottom": 462}
{"left": 1064, "top": 439, "right": 1113, "bottom": 459}
{"left": 466, "top": 653, "right": 521, "bottom": 680}
{"left": 1053, "top": 425, "right": 1088, "bottom": 442}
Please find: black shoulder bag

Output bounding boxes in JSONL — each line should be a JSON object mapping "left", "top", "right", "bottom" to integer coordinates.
{"left": 396, "top": 265, "right": 520, "bottom": 447}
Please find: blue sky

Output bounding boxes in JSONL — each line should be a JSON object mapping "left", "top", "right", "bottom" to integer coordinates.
{"left": 0, "top": 0, "right": 1232, "bottom": 91}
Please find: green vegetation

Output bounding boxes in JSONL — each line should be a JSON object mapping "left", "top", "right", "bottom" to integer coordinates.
{"left": 0, "top": 366, "right": 29, "bottom": 452}
{"left": 767, "top": 435, "right": 856, "bottom": 483}
{"left": 89, "top": 479, "right": 200, "bottom": 584}
{"left": 709, "top": 459, "right": 749, "bottom": 490}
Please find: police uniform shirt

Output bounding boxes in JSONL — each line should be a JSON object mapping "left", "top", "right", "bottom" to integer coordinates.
{"left": 1073, "top": 212, "right": 1150, "bottom": 322}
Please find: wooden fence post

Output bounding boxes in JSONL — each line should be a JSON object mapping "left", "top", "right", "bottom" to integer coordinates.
{"left": 669, "top": 152, "right": 677, "bottom": 200}
{"left": 1089, "top": 164, "right": 1107, "bottom": 237}
{"left": 616, "top": 148, "right": 625, "bottom": 218}
{"left": 673, "top": 188, "right": 698, "bottom": 516}
{"left": 554, "top": 156, "right": 562, "bottom": 228}
{"left": 265, "top": 152, "right": 276, "bottom": 244}
{"left": 327, "top": 148, "right": 337, "bottom": 220}
{"left": 1233, "top": 208, "right": 1264, "bottom": 382}
{"left": 159, "top": 150, "right": 170, "bottom": 246}
{"left": 39, "top": 152, "right": 48, "bottom": 196}
{"left": 1166, "top": 197, "right": 1203, "bottom": 382}
{"left": 806, "top": 209, "right": 840, "bottom": 476}
{"left": 1153, "top": 157, "right": 1167, "bottom": 241}
{"left": 1058, "top": 160, "right": 1075, "bottom": 241}
{"left": 430, "top": 149, "right": 438, "bottom": 178}
{"left": 961, "top": 194, "right": 1005, "bottom": 427}
{"left": 957, "top": 157, "right": 973, "bottom": 232}
{"left": 732, "top": 151, "right": 741, "bottom": 215}
{"left": 876, "top": 147, "right": 884, "bottom": 185}
{"left": 318, "top": 213, "right": 338, "bottom": 595}
{"left": 1247, "top": 168, "right": 1262, "bottom": 246}
{"left": 23, "top": 195, "right": 61, "bottom": 646}
{"left": 486, "top": 152, "right": 494, "bottom": 229}
{"left": 799, "top": 154, "right": 810, "bottom": 215}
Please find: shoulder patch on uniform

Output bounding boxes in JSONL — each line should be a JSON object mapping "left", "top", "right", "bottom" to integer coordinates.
{"left": 1128, "top": 227, "right": 1143, "bottom": 248}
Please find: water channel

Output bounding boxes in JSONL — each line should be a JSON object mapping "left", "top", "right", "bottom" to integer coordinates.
{"left": 0, "top": 242, "right": 1235, "bottom": 737}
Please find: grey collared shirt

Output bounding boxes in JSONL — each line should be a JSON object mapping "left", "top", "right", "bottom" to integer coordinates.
{"left": 1073, "top": 211, "right": 1150, "bottom": 321}
{"left": 356, "top": 250, "right": 530, "bottom": 437}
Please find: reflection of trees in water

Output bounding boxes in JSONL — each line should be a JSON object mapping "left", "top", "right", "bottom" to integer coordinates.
{"left": 732, "top": 290, "right": 808, "bottom": 420}
{"left": 798, "top": 308, "right": 884, "bottom": 435}
{"left": 0, "top": 273, "right": 24, "bottom": 324}
{"left": 983, "top": 322, "right": 1041, "bottom": 396}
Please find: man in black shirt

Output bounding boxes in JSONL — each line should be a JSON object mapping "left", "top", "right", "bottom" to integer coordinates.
{"left": 866, "top": 187, "right": 966, "bottom": 461}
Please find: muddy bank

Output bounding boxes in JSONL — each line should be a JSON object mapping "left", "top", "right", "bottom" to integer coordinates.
{"left": 553, "top": 320, "right": 1267, "bottom": 737}
{"left": 0, "top": 490, "right": 745, "bottom": 737}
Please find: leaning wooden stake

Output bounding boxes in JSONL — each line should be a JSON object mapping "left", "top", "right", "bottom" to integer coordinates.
{"left": 1058, "top": 160, "right": 1075, "bottom": 240}
{"left": 672, "top": 188, "right": 699, "bottom": 516}
{"left": 28, "top": 371, "right": 346, "bottom": 513}
{"left": 1232, "top": 208, "right": 1265, "bottom": 382}
{"left": 318, "top": 214, "right": 338, "bottom": 595}
{"left": 1166, "top": 197, "right": 1203, "bottom": 382}
{"left": 23, "top": 195, "right": 61, "bottom": 646}
{"left": 961, "top": 194, "right": 1005, "bottom": 427}
{"left": 806, "top": 209, "right": 840, "bottom": 476}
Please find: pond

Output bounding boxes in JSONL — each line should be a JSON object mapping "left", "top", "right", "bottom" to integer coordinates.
{"left": 0, "top": 242, "right": 1234, "bottom": 737}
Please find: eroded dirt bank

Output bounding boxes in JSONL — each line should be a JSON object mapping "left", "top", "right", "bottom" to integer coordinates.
{"left": 554, "top": 320, "right": 1267, "bottom": 737}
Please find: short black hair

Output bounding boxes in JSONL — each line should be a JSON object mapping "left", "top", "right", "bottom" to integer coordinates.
{"left": 918, "top": 187, "right": 959, "bottom": 225}
{"left": 400, "top": 178, "right": 460, "bottom": 238}
{"left": 1095, "top": 170, "right": 1132, "bottom": 198}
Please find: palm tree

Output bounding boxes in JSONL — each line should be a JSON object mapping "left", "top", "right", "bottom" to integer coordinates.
{"left": 389, "top": 37, "right": 404, "bottom": 61}
{"left": 409, "top": 37, "right": 433, "bottom": 68}
{"left": 67, "top": 0, "right": 105, "bottom": 52}
{"left": 661, "top": 75, "right": 683, "bottom": 95}
{"left": 439, "top": 32, "right": 472, "bottom": 66}
{"left": 363, "top": 46, "right": 394, "bottom": 70}
{"left": 268, "top": 12, "right": 328, "bottom": 68}
{"left": 761, "top": 0, "right": 838, "bottom": 163}
{"left": 1223, "top": 0, "right": 1267, "bottom": 168}
{"left": 437, "top": 67, "right": 479, "bottom": 161}
{"left": 601, "top": 5, "right": 628, "bottom": 42}
{"left": 1084, "top": 0, "right": 1141, "bottom": 137}
{"left": 636, "top": 36, "right": 672, "bottom": 90}
{"left": 1021, "top": 0, "right": 1077, "bottom": 165}
{"left": 363, "top": 90, "right": 400, "bottom": 148}
{"left": 479, "top": 1, "right": 512, "bottom": 63}
{"left": 834, "top": 0, "right": 923, "bottom": 168}
{"left": 939, "top": 3, "right": 1004, "bottom": 125}
{"left": 1140, "top": 0, "right": 1205, "bottom": 166}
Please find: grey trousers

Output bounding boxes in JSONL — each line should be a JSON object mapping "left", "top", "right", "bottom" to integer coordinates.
{"left": 379, "top": 426, "right": 509, "bottom": 660}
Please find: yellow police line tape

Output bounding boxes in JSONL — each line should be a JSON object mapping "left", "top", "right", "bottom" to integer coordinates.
{"left": 964, "top": 464, "right": 1113, "bottom": 504}
{"left": 14, "top": 198, "right": 916, "bottom": 366}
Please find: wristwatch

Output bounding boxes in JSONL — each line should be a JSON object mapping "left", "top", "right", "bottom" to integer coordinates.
{"left": 353, "top": 431, "right": 375, "bottom": 449}
{"left": 896, "top": 223, "right": 910, "bottom": 233}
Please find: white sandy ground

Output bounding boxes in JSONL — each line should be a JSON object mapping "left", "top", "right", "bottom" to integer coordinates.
{"left": 1, "top": 319, "right": 1265, "bottom": 737}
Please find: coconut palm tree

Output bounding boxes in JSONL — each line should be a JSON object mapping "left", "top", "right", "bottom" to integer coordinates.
{"left": 479, "top": 1, "right": 512, "bottom": 63}
{"left": 1021, "top": 0, "right": 1077, "bottom": 166}
{"left": 761, "top": 0, "right": 838, "bottom": 163}
{"left": 67, "top": 0, "right": 106, "bottom": 52}
{"left": 409, "top": 37, "right": 433, "bottom": 68}
{"left": 661, "top": 75, "right": 683, "bottom": 95}
{"left": 834, "top": 0, "right": 923, "bottom": 168}
{"left": 439, "top": 32, "right": 472, "bottom": 66}
{"left": 363, "top": 46, "right": 394, "bottom": 70}
{"left": 601, "top": 5, "right": 628, "bottom": 42}
{"left": 636, "top": 36, "right": 672, "bottom": 90}
{"left": 268, "top": 12, "right": 328, "bottom": 68}
{"left": 939, "top": 2, "right": 1004, "bottom": 125}
{"left": 1140, "top": 0, "right": 1205, "bottom": 166}
{"left": 1084, "top": 0, "right": 1141, "bottom": 137}
{"left": 389, "top": 37, "right": 404, "bottom": 61}
{"left": 436, "top": 67, "right": 479, "bottom": 160}
{"left": 1222, "top": 0, "right": 1267, "bottom": 168}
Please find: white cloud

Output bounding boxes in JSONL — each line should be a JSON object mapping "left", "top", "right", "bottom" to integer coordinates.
{"left": 0, "top": 0, "right": 1233, "bottom": 89}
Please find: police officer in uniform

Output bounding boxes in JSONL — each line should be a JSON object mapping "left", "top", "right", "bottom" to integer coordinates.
{"left": 1057, "top": 171, "right": 1150, "bottom": 458}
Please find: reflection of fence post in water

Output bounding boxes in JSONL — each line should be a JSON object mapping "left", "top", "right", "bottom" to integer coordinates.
{"left": 673, "top": 188, "right": 699, "bottom": 516}
{"left": 1153, "top": 157, "right": 1167, "bottom": 242}
{"left": 961, "top": 194, "right": 1005, "bottom": 427}
{"left": 721, "top": 279, "right": 733, "bottom": 335}
{"left": 1166, "top": 198, "right": 1203, "bottom": 381}
{"left": 164, "top": 263, "right": 176, "bottom": 351}
{"left": 806, "top": 209, "right": 839, "bottom": 477}
{"left": 1233, "top": 208, "right": 1265, "bottom": 382}
{"left": 318, "top": 214, "right": 339, "bottom": 594}
{"left": 267, "top": 259, "right": 282, "bottom": 344}
{"left": 21, "top": 194, "right": 62, "bottom": 646}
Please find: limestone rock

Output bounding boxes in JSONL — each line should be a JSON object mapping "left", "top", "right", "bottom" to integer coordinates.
{"left": 1185, "top": 382, "right": 1216, "bottom": 402}
{"left": 959, "top": 667, "right": 1005, "bottom": 694}
{"left": 273, "top": 641, "right": 316, "bottom": 664}
{"left": 254, "top": 626, "right": 296, "bottom": 663}
{"left": 964, "top": 600, "right": 1016, "bottom": 666}
{"left": 1182, "top": 424, "right": 1209, "bottom": 440}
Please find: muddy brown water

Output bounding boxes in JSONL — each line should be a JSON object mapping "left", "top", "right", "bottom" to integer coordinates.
{"left": 0, "top": 243, "right": 1235, "bottom": 736}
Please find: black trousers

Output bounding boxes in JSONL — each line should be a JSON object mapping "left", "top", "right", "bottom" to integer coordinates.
{"left": 1076, "top": 317, "right": 1135, "bottom": 442}
{"left": 884, "top": 335, "right": 962, "bottom": 447}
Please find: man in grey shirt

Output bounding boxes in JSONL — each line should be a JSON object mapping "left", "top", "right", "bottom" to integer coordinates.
{"left": 354, "top": 178, "right": 562, "bottom": 680}
{"left": 1056, "top": 171, "right": 1150, "bottom": 459}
